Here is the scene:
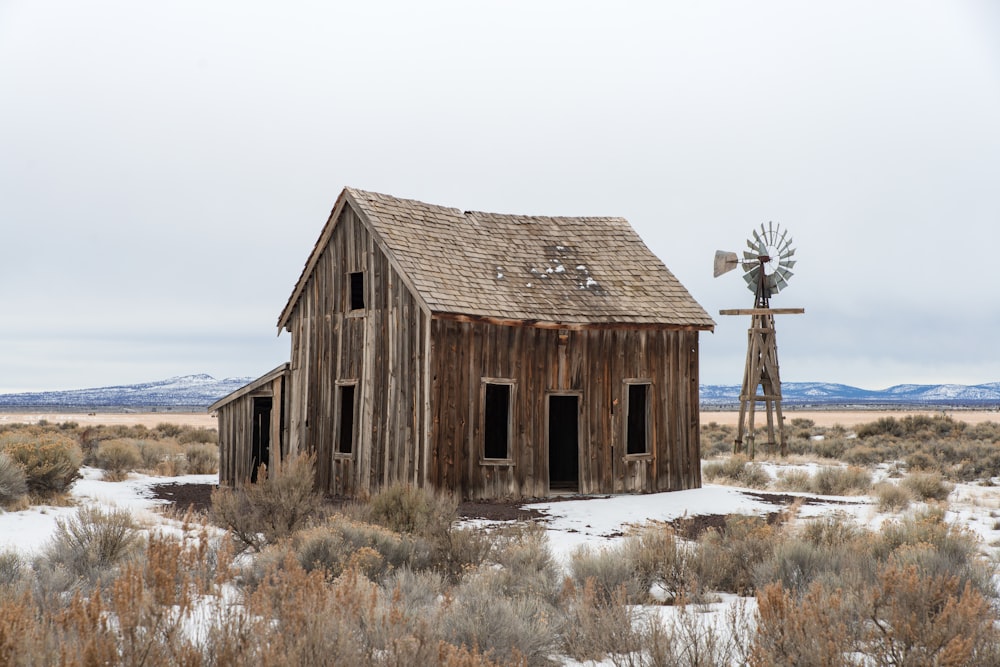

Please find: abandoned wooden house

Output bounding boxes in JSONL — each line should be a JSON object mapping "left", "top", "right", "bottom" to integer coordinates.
{"left": 210, "top": 187, "right": 715, "bottom": 499}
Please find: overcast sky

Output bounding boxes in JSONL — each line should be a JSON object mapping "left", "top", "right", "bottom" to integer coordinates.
{"left": 2, "top": 1, "right": 999, "bottom": 393}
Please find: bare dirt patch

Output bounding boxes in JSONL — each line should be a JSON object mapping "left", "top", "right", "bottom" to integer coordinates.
{"left": 148, "top": 483, "right": 550, "bottom": 522}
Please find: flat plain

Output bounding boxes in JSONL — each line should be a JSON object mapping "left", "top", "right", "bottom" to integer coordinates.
{"left": 2, "top": 409, "right": 999, "bottom": 429}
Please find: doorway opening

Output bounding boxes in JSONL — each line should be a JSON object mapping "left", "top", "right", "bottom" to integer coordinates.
{"left": 548, "top": 394, "right": 579, "bottom": 491}
{"left": 251, "top": 396, "right": 272, "bottom": 482}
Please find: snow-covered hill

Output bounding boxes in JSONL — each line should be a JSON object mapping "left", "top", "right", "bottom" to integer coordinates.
{"left": 701, "top": 381, "right": 1000, "bottom": 408}
{"left": 0, "top": 374, "right": 253, "bottom": 410}
{"left": 3, "top": 375, "right": 999, "bottom": 411}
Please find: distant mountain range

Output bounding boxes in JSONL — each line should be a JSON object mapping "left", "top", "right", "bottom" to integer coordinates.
{"left": 700, "top": 381, "right": 1000, "bottom": 409}
{"left": 0, "top": 375, "right": 252, "bottom": 411}
{"left": 1, "top": 375, "right": 999, "bottom": 411}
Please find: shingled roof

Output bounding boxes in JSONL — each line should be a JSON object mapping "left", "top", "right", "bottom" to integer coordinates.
{"left": 278, "top": 188, "right": 714, "bottom": 330}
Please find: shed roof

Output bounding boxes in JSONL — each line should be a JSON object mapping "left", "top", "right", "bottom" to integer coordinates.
{"left": 207, "top": 363, "right": 290, "bottom": 413}
{"left": 278, "top": 188, "right": 714, "bottom": 330}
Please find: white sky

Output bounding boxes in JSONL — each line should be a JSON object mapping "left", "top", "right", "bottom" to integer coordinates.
{"left": 1, "top": 1, "right": 998, "bottom": 392}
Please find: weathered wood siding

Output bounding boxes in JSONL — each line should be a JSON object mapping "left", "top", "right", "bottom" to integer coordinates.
{"left": 429, "top": 320, "right": 702, "bottom": 499}
{"left": 285, "top": 206, "right": 431, "bottom": 495}
{"left": 216, "top": 373, "right": 286, "bottom": 486}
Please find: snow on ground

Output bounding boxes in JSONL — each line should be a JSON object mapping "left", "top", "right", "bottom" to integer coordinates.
{"left": 529, "top": 486, "right": 783, "bottom": 563}
{"left": 0, "top": 467, "right": 218, "bottom": 555}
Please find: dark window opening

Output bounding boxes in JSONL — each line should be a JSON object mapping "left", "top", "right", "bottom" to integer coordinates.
{"left": 627, "top": 384, "right": 649, "bottom": 455}
{"left": 484, "top": 383, "right": 511, "bottom": 459}
{"left": 251, "top": 396, "right": 272, "bottom": 482}
{"left": 349, "top": 272, "right": 365, "bottom": 311}
{"left": 337, "top": 384, "right": 356, "bottom": 454}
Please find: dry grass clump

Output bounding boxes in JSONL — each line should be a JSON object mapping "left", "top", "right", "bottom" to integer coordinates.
{"left": 699, "top": 421, "right": 736, "bottom": 457}
{"left": 775, "top": 468, "right": 812, "bottom": 492}
{"left": 902, "top": 471, "right": 953, "bottom": 501}
{"left": 95, "top": 438, "right": 142, "bottom": 481}
{"left": 184, "top": 443, "right": 218, "bottom": 474}
{"left": 702, "top": 454, "right": 770, "bottom": 488}
{"left": 211, "top": 452, "right": 323, "bottom": 552}
{"left": 811, "top": 465, "right": 872, "bottom": 495}
{"left": 873, "top": 480, "right": 912, "bottom": 511}
{"left": 42, "top": 505, "right": 144, "bottom": 585}
{"left": 0, "top": 451, "right": 28, "bottom": 507}
{"left": 177, "top": 427, "right": 218, "bottom": 445}
{"left": 0, "top": 431, "right": 82, "bottom": 498}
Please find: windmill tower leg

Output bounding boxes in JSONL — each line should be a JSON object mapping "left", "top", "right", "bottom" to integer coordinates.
{"left": 734, "top": 312, "right": 786, "bottom": 458}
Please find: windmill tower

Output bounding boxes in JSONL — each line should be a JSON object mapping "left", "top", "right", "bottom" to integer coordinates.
{"left": 715, "top": 222, "right": 804, "bottom": 457}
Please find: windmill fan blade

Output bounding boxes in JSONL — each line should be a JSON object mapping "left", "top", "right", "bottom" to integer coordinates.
{"left": 743, "top": 250, "right": 758, "bottom": 262}
{"left": 779, "top": 259, "right": 796, "bottom": 270}
{"left": 772, "top": 273, "right": 789, "bottom": 292}
{"left": 714, "top": 250, "right": 739, "bottom": 277}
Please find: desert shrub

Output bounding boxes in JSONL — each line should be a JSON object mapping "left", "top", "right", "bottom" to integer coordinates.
{"left": 365, "top": 482, "right": 457, "bottom": 541}
{"left": 811, "top": 465, "right": 871, "bottom": 495}
{"left": 154, "top": 422, "right": 184, "bottom": 438}
{"left": 902, "top": 471, "right": 953, "bottom": 501}
{"left": 857, "top": 416, "right": 905, "bottom": 438}
{"left": 490, "top": 523, "right": 561, "bottom": 603}
{"left": 293, "top": 516, "right": 433, "bottom": 581}
{"left": 694, "top": 514, "right": 781, "bottom": 595}
{"left": 0, "top": 451, "right": 28, "bottom": 506}
{"left": 570, "top": 542, "right": 647, "bottom": 605}
{"left": 178, "top": 427, "right": 217, "bottom": 445}
{"left": 0, "top": 550, "right": 25, "bottom": 588}
{"left": 95, "top": 438, "right": 142, "bottom": 480}
{"left": 809, "top": 437, "right": 851, "bottom": 461}
{"left": 185, "top": 443, "right": 218, "bottom": 474}
{"left": 559, "top": 578, "right": 642, "bottom": 662}
{"left": 44, "top": 505, "right": 143, "bottom": 583}
{"left": 700, "top": 422, "right": 735, "bottom": 458}
{"left": 800, "top": 514, "right": 864, "bottom": 548}
{"left": 623, "top": 525, "right": 697, "bottom": 603}
{"left": 702, "top": 454, "right": 769, "bottom": 489}
{"left": 639, "top": 598, "right": 752, "bottom": 667}
{"left": 870, "top": 509, "right": 992, "bottom": 599}
{"left": 382, "top": 566, "right": 446, "bottom": 610}
{"left": 440, "top": 569, "right": 560, "bottom": 667}
{"left": 136, "top": 438, "right": 181, "bottom": 470}
{"left": 751, "top": 580, "right": 859, "bottom": 666}
{"left": 842, "top": 444, "right": 883, "bottom": 466}
{"left": 0, "top": 431, "right": 82, "bottom": 496}
{"left": 752, "top": 537, "right": 855, "bottom": 595}
{"left": 775, "top": 468, "right": 812, "bottom": 492}
{"left": 873, "top": 481, "right": 912, "bottom": 512}
{"left": 859, "top": 563, "right": 999, "bottom": 666}
{"left": 904, "top": 450, "right": 939, "bottom": 473}
{"left": 211, "top": 452, "right": 322, "bottom": 552}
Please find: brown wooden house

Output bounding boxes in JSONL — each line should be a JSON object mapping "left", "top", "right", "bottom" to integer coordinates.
{"left": 212, "top": 187, "right": 714, "bottom": 499}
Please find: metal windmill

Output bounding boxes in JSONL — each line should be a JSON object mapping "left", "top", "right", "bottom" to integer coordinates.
{"left": 715, "top": 222, "right": 804, "bottom": 457}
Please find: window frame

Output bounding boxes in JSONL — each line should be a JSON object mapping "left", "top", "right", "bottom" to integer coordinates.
{"left": 347, "top": 271, "right": 366, "bottom": 315}
{"left": 623, "top": 379, "right": 653, "bottom": 458}
{"left": 335, "top": 380, "right": 358, "bottom": 458}
{"left": 480, "top": 378, "right": 515, "bottom": 465}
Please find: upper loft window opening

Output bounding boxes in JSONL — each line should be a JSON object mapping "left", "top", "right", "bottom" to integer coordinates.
{"left": 349, "top": 272, "right": 365, "bottom": 311}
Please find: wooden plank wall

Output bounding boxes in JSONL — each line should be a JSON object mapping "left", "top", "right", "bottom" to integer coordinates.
{"left": 430, "top": 320, "right": 702, "bottom": 499}
{"left": 216, "top": 374, "right": 287, "bottom": 486}
{"left": 285, "top": 206, "right": 430, "bottom": 496}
